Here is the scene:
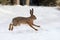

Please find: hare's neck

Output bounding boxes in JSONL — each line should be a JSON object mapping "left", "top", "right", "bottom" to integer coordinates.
{"left": 29, "top": 16, "right": 33, "bottom": 19}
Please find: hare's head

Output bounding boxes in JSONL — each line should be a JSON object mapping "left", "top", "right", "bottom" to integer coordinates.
{"left": 30, "top": 8, "right": 36, "bottom": 20}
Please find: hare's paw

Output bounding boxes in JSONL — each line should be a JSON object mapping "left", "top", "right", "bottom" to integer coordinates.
{"left": 37, "top": 26, "right": 40, "bottom": 27}
{"left": 8, "top": 28, "right": 13, "bottom": 31}
{"left": 35, "top": 29, "right": 38, "bottom": 31}
{"left": 9, "top": 28, "right": 10, "bottom": 31}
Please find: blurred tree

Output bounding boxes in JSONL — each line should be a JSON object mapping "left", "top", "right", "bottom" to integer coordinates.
{"left": 20, "top": 0, "right": 26, "bottom": 5}
{"left": 39, "top": 0, "right": 57, "bottom": 6}
{"left": 56, "top": 0, "right": 60, "bottom": 6}
{"left": 0, "top": 0, "right": 57, "bottom": 6}
{"left": 30, "top": 0, "right": 39, "bottom": 6}
{"left": 26, "top": 0, "right": 30, "bottom": 5}
{"left": 0, "top": 0, "right": 7, "bottom": 5}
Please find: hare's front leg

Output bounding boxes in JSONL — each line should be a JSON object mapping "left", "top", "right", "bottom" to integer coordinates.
{"left": 9, "top": 23, "right": 13, "bottom": 31}
{"left": 27, "top": 22, "right": 38, "bottom": 31}
{"left": 32, "top": 24, "right": 40, "bottom": 27}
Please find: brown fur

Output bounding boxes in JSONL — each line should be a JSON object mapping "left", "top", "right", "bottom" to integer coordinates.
{"left": 9, "top": 8, "right": 40, "bottom": 31}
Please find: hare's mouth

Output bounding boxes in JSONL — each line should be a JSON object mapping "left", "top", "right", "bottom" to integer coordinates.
{"left": 33, "top": 18, "right": 36, "bottom": 19}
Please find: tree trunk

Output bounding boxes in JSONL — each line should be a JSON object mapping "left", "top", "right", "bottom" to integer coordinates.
{"left": 13, "top": 0, "right": 20, "bottom": 5}
{"left": 2, "top": 0, "right": 7, "bottom": 5}
{"left": 56, "top": 0, "right": 60, "bottom": 6}
{"left": 26, "top": 0, "right": 30, "bottom": 5}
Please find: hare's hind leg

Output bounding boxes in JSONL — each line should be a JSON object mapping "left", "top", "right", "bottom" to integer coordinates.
{"left": 9, "top": 23, "right": 13, "bottom": 31}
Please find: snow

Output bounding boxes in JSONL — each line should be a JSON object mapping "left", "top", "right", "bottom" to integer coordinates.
{"left": 0, "top": 5, "right": 60, "bottom": 40}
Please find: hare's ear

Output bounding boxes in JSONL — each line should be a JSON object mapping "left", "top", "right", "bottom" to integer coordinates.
{"left": 30, "top": 8, "right": 34, "bottom": 15}
{"left": 30, "top": 9, "right": 31, "bottom": 14}
{"left": 32, "top": 8, "right": 34, "bottom": 14}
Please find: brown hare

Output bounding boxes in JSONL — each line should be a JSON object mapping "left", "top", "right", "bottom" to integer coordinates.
{"left": 9, "top": 8, "right": 40, "bottom": 31}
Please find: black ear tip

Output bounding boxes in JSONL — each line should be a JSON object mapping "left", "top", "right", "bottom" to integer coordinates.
{"left": 32, "top": 8, "right": 33, "bottom": 10}
{"left": 30, "top": 9, "right": 31, "bottom": 11}
{"left": 32, "top": 8, "right": 34, "bottom": 11}
{"left": 30, "top": 8, "right": 34, "bottom": 11}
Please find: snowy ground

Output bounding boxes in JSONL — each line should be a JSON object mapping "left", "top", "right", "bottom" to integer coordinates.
{"left": 0, "top": 5, "right": 60, "bottom": 40}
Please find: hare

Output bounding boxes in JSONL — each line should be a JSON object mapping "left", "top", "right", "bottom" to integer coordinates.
{"left": 9, "top": 8, "right": 40, "bottom": 31}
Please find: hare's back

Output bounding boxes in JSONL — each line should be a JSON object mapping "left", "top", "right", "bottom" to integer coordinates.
{"left": 13, "top": 17, "right": 28, "bottom": 20}
{"left": 12, "top": 17, "right": 28, "bottom": 23}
